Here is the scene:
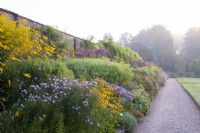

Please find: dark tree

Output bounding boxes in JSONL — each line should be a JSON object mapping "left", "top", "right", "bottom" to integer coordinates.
{"left": 183, "top": 28, "right": 200, "bottom": 62}
{"left": 127, "top": 25, "right": 176, "bottom": 72}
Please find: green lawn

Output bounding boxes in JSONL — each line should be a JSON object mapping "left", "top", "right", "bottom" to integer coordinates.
{"left": 177, "top": 78, "right": 200, "bottom": 106}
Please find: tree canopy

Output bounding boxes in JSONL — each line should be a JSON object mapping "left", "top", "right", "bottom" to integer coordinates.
{"left": 183, "top": 28, "right": 200, "bottom": 62}
{"left": 127, "top": 25, "right": 176, "bottom": 72}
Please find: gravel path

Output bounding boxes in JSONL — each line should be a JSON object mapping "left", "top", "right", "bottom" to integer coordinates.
{"left": 136, "top": 78, "right": 200, "bottom": 133}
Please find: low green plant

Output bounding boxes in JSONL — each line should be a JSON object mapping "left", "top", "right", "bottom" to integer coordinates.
{"left": 65, "top": 58, "right": 133, "bottom": 84}
{"left": 131, "top": 88, "right": 151, "bottom": 115}
{"left": 121, "top": 112, "right": 137, "bottom": 132}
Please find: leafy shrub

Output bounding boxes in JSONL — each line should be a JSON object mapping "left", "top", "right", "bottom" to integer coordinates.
{"left": 131, "top": 89, "right": 151, "bottom": 115}
{"left": 134, "top": 67, "right": 157, "bottom": 78}
{"left": 121, "top": 112, "right": 137, "bottom": 132}
{"left": 100, "top": 40, "right": 141, "bottom": 63}
{"left": 65, "top": 58, "right": 133, "bottom": 84}
{"left": 80, "top": 39, "right": 100, "bottom": 49}
{"left": 132, "top": 66, "right": 165, "bottom": 100}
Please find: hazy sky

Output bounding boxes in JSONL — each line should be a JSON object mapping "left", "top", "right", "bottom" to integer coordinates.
{"left": 1, "top": 0, "right": 200, "bottom": 41}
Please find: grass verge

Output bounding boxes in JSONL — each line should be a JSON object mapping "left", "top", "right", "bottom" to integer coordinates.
{"left": 177, "top": 78, "right": 200, "bottom": 106}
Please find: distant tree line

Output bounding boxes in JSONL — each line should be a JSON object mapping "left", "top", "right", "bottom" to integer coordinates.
{"left": 117, "top": 25, "right": 200, "bottom": 76}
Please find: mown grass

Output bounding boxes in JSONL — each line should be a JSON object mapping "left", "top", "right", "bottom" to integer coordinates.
{"left": 177, "top": 78, "right": 200, "bottom": 106}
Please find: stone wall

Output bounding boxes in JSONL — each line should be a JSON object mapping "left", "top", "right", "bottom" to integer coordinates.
{"left": 0, "top": 8, "right": 84, "bottom": 50}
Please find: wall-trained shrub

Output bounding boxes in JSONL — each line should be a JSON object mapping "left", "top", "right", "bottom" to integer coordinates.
{"left": 65, "top": 58, "right": 133, "bottom": 84}
{"left": 100, "top": 40, "right": 141, "bottom": 63}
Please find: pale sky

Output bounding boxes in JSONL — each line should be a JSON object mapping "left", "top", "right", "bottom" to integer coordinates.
{"left": 1, "top": 0, "right": 200, "bottom": 41}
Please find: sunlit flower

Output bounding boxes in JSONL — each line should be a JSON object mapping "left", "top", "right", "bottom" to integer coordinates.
{"left": 11, "top": 57, "right": 20, "bottom": 62}
{"left": 0, "top": 28, "right": 3, "bottom": 32}
{"left": 42, "top": 36, "right": 48, "bottom": 40}
{"left": 8, "top": 80, "right": 11, "bottom": 88}
{"left": 15, "top": 111, "right": 20, "bottom": 117}
{"left": 0, "top": 62, "right": 5, "bottom": 66}
{"left": 57, "top": 54, "right": 63, "bottom": 59}
{"left": 0, "top": 68, "right": 3, "bottom": 74}
{"left": 24, "top": 73, "right": 31, "bottom": 78}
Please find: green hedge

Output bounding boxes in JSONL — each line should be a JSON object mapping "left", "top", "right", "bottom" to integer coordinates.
{"left": 65, "top": 58, "right": 133, "bottom": 84}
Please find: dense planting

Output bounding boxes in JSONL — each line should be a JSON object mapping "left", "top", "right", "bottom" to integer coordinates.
{"left": 0, "top": 77, "right": 134, "bottom": 132}
{"left": 0, "top": 14, "right": 166, "bottom": 133}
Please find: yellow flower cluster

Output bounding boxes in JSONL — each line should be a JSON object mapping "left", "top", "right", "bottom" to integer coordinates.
{"left": 95, "top": 79, "right": 123, "bottom": 113}
{"left": 0, "top": 27, "right": 3, "bottom": 32}
{"left": 15, "top": 111, "right": 20, "bottom": 117}
{"left": 0, "top": 58, "right": 4, "bottom": 74}
{"left": 24, "top": 73, "right": 31, "bottom": 78}
{"left": 0, "top": 42, "right": 9, "bottom": 50}
{"left": 0, "top": 15, "right": 61, "bottom": 63}
{"left": 0, "top": 68, "right": 3, "bottom": 74}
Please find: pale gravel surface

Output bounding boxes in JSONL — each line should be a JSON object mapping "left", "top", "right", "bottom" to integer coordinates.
{"left": 136, "top": 78, "right": 200, "bottom": 133}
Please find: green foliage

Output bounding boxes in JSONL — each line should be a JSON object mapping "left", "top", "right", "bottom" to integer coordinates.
{"left": 121, "top": 112, "right": 137, "bottom": 132}
{"left": 0, "top": 59, "right": 74, "bottom": 110}
{"left": 131, "top": 89, "right": 151, "bottom": 115}
{"left": 39, "top": 26, "right": 61, "bottom": 43}
{"left": 80, "top": 40, "right": 99, "bottom": 50}
{"left": 135, "top": 67, "right": 157, "bottom": 78}
{"left": 132, "top": 65, "right": 166, "bottom": 99}
{"left": 65, "top": 58, "right": 133, "bottom": 84}
{"left": 3, "top": 59, "right": 74, "bottom": 82}
{"left": 101, "top": 40, "right": 141, "bottom": 63}
{"left": 127, "top": 25, "right": 176, "bottom": 72}
{"left": 188, "top": 58, "right": 200, "bottom": 76}
{"left": 183, "top": 28, "right": 200, "bottom": 62}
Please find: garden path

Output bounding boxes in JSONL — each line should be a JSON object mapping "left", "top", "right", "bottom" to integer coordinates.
{"left": 136, "top": 78, "right": 200, "bottom": 133}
